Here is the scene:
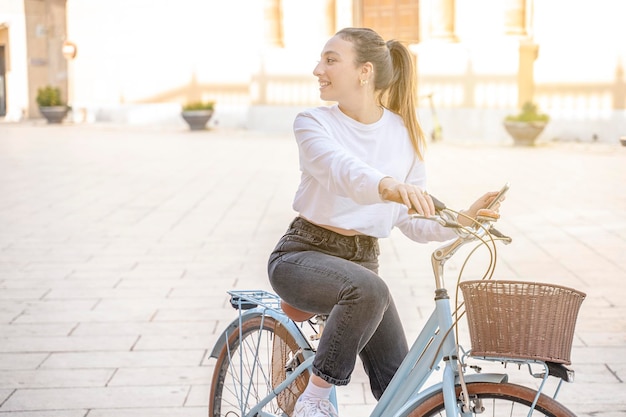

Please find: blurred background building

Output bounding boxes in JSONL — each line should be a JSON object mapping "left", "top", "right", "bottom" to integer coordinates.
{"left": 1, "top": 0, "right": 625, "bottom": 143}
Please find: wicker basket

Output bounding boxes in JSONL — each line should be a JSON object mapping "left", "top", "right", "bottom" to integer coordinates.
{"left": 459, "top": 280, "right": 586, "bottom": 364}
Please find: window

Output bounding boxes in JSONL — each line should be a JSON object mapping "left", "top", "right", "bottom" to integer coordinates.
{"left": 360, "top": 0, "right": 420, "bottom": 43}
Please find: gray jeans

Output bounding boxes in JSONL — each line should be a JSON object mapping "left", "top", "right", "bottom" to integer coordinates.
{"left": 267, "top": 217, "right": 409, "bottom": 400}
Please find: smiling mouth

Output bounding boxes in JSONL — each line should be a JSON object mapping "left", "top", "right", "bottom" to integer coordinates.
{"left": 319, "top": 81, "right": 330, "bottom": 88}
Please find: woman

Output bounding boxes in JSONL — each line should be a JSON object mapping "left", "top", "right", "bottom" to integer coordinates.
{"left": 267, "top": 28, "right": 499, "bottom": 417}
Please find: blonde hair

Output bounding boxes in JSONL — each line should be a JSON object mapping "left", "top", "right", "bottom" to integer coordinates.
{"left": 336, "top": 28, "right": 426, "bottom": 160}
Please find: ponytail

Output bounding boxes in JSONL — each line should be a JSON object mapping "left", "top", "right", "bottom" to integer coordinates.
{"left": 336, "top": 28, "right": 427, "bottom": 159}
{"left": 383, "top": 40, "right": 426, "bottom": 160}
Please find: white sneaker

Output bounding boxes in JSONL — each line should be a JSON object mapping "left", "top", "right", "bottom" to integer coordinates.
{"left": 293, "top": 397, "right": 339, "bottom": 417}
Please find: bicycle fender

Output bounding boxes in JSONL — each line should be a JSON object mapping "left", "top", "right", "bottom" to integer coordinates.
{"left": 208, "top": 307, "right": 312, "bottom": 359}
{"left": 390, "top": 373, "right": 508, "bottom": 417}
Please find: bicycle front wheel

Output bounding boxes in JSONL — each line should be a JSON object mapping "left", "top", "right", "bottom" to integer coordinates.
{"left": 209, "top": 315, "right": 310, "bottom": 417}
{"left": 407, "top": 382, "right": 576, "bottom": 416}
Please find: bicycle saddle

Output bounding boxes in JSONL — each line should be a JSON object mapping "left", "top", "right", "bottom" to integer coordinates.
{"left": 280, "top": 300, "right": 315, "bottom": 322}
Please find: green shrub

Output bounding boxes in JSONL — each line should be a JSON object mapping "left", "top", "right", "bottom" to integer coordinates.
{"left": 36, "top": 86, "right": 65, "bottom": 107}
{"left": 505, "top": 102, "right": 549, "bottom": 123}
{"left": 182, "top": 101, "right": 215, "bottom": 111}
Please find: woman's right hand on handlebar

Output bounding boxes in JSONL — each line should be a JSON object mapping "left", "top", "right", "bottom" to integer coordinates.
{"left": 378, "top": 177, "right": 436, "bottom": 217}
{"left": 378, "top": 177, "right": 505, "bottom": 225}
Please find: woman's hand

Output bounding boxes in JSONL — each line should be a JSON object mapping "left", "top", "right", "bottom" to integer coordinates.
{"left": 378, "top": 177, "right": 435, "bottom": 217}
{"left": 458, "top": 191, "right": 504, "bottom": 226}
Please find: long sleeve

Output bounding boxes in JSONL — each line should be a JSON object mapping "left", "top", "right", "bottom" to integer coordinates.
{"left": 294, "top": 112, "right": 386, "bottom": 205}
{"left": 291, "top": 105, "right": 433, "bottom": 238}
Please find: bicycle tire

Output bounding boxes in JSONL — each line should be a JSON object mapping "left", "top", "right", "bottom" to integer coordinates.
{"left": 209, "top": 315, "right": 309, "bottom": 417}
{"left": 406, "top": 382, "right": 576, "bottom": 416}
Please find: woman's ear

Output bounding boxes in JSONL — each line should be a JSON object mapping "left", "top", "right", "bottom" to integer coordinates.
{"left": 361, "top": 62, "right": 374, "bottom": 80}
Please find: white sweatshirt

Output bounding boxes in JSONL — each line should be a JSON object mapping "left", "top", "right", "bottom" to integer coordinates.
{"left": 292, "top": 104, "right": 455, "bottom": 242}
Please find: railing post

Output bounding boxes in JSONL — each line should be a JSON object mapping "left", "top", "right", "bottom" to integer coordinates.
{"left": 252, "top": 59, "right": 267, "bottom": 106}
{"left": 614, "top": 61, "right": 625, "bottom": 110}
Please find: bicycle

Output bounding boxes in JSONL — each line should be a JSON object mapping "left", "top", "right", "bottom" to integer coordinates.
{"left": 207, "top": 194, "right": 586, "bottom": 417}
{"left": 420, "top": 92, "right": 443, "bottom": 142}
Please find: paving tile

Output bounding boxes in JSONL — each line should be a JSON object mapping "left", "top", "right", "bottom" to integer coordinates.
{"left": 113, "top": 278, "right": 184, "bottom": 290}
{"left": 12, "top": 308, "right": 155, "bottom": 324}
{"left": 0, "top": 389, "right": 13, "bottom": 404}
{"left": 0, "top": 124, "right": 624, "bottom": 415}
{"left": 0, "top": 353, "right": 48, "bottom": 370}
{"left": 571, "top": 363, "right": 624, "bottom": 384}
{"left": 571, "top": 346, "right": 626, "bottom": 364}
{"left": 0, "top": 308, "right": 23, "bottom": 323}
{"left": 0, "top": 336, "right": 137, "bottom": 353}
{"left": 569, "top": 410, "right": 626, "bottom": 417}
{"left": 578, "top": 331, "right": 626, "bottom": 346}
{"left": 0, "top": 270, "right": 70, "bottom": 281}
{"left": 40, "top": 350, "right": 207, "bottom": 369}
{"left": 0, "top": 386, "right": 189, "bottom": 411}
{"left": 72, "top": 320, "right": 216, "bottom": 337}
{"left": 0, "top": 289, "right": 50, "bottom": 300}
{"left": 340, "top": 403, "right": 376, "bottom": 416}
{"left": 107, "top": 366, "right": 212, "bottom": 386}
{"left": 0, "top": 323, "right": 77, "bottom": 337}
{"left": 132, "top": 334, "right": 213, "bottom": 351}
{"left": 0, "top": 411, "right": 87, "bottom": 417}
{"left": 69, "top": 321, "right": 216, "bottom": 337}
{"left": 183, "top": 384, "right": 209, "bottom": 407}
{"left": 0, "top": 369, "right": 114, "bottom": 388}
{"left": 336, "top": 382, "right": 370, "bottom": 405}
{"left": 2, "top": 278, "right": 121, "bottom": 290}
{"left": 42, "top": 287, "right": 171, "bottom": 300}
{"left": 85, "top": 407, "right": 207, "bottom": 417}
{"left": 150, "top": 307, "right": 233, "bottom": 322}
{"left": 559, "top": 382, "right": 626, "bottom": 415}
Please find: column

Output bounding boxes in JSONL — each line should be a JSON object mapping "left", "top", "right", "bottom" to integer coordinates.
{"left": 517, "top": 39, "right": 538, "bottom": 108}
{"left": 430, "top": 0, "right": 457, "bottom": 41}
{"left": 504, "top": 0, "right": 527, "bottom": 36}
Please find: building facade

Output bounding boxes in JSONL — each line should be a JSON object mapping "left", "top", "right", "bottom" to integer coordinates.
{"left": 1, "top": 0, "right": 625, "bottom": 142}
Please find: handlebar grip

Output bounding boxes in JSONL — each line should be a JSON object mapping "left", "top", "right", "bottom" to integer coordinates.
{"left": 429, "top": 195, "right": 446, "bottom": 212}
{"left": 489, "top": 227, "right": 512, "bottom": 243}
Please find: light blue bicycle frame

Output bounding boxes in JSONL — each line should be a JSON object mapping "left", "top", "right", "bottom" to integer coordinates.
{"left": 373, "top": 236, "right": 471, "bottom": 417}
{"left": 212, "top": 232, "right": 510, "bottom": 417}
{"left": 216, "top": 286, "right": 507, "bottom": 417}
{"left": 373, "top": 287, "right": 469, "bottom": 417}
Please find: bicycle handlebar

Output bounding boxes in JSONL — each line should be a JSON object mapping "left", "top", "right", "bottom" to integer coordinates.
{"left": 412, "top": 195, "right": 512, "bottom": 244}
{"left": 412, "top": 195, "right": 512, "bottom": 289}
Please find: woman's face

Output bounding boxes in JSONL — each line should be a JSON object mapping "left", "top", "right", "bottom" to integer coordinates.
{"left": 313, "top": 35, "right": 362, "bottom": 103}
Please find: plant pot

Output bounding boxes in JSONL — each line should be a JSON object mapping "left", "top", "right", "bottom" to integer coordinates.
{"left": 39, "top": 106, "right": 69, "bottom": 124}
{"left": 504, "top": 121, "right": 547, "bottom": 146}
{"left": 181, "top": 110, "right": 214, "bottom": 131}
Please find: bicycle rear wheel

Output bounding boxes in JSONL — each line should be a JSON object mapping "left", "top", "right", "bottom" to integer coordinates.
{"left": 407, "top": 382, "right": 576, "bottom": 416}
{"left": 209, "top": 315, "right": 309, "bottom": 417}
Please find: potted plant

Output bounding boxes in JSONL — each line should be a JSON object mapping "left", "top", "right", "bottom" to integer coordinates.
{"left": 36, "top": 85, "right": 70, "bottom": 124}
{"left": 503, "top": 101, "right": 550, "bottom": 146}
{"left": 181, "top": 101, "right": 215, "bottom": 131}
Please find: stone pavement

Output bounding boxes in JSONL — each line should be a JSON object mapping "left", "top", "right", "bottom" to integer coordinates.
{"left": 0, "top": 121, "right": 625, "bottom": 417}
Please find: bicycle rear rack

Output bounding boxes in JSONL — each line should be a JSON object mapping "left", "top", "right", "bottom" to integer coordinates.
{"left": 228, "top": 290, "right": 326, "bottom": 342}
{"left": 228, "top": 289, "right": 283, "bottom": 313}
